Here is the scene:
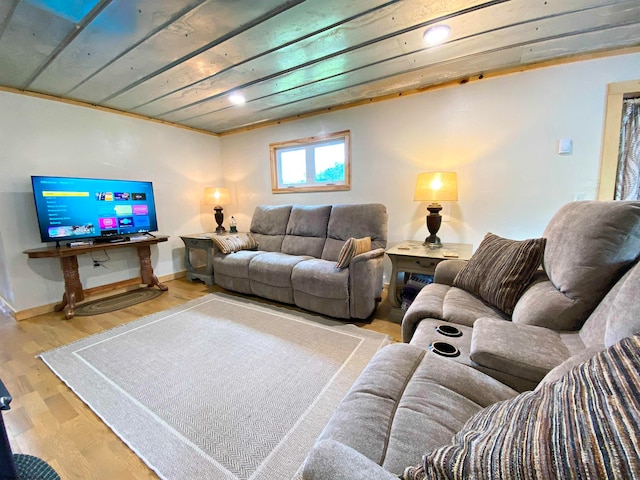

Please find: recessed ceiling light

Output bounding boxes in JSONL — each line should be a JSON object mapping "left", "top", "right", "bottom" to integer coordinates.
{"left": 229, "top": 93, "right": 246, "bottom": 105}
{"left": 423, "top": 25, "right": 451, "bottom": 46}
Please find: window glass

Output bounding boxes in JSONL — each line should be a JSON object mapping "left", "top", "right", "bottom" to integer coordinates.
{"left": 280, "top": 149, "right": 306, "bottom": 184}
{"left": 314, "top": 144, "right": 345, "bottom": 183}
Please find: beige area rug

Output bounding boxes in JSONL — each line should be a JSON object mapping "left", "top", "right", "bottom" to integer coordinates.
{"left": 39, "top": 293, "right": 390, "bottom": 480}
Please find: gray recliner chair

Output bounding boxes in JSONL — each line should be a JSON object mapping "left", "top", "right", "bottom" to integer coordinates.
{"left": 401, "top": 200, "right": 640, "bottom": 390}
{"left": 302, "top": 256, "right": 640, "bottom": 479}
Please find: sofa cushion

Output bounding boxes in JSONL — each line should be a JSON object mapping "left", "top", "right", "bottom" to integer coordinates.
{"left": 314, "top": 343, "right": 518, "bottom": 476}
{"left": 336, "top": 236, "right": 371, "bottom": 269}
{"left": 281, "top": 235, "right": 327, "bottom": 258}
{"left": 536, "top": 347, "right": 603, "bottom": 387}
{"left": 210, "top": 233, "right": 258, "bottom": 253}
{"left": 285, "top": 205, "right": 332, "bottom": 237}
{"left": 292, "top": 259, "right": 349, "bottom": 300}
{"left": 248, "top": 252, "right": 311, "bottom": 304}
{"left": 292, "top": 259, "right": 351, "bottom": 318}
{"left": 413, "top": 334, "right": 640, "bottom": 480}
{"left": 212, "top": 250, "right": 265, "bottom": 294}
{"left": 511, "top": 278, "right": 580, "bottom": 330}
{"left": 402, "top": 284, "right": 510, "bottom": 342}
{"left": 322, "top": 204, "right": 387, "bottom": 261}
{"left": 250, "top": 205, "right": 292, "bottom": 252}
{"left": 577, "top": 264, "right": 630, "bottom": 349}
{"left": 281, "top": 205, "right": 332, "bottom": 258}
{"left": 453, "top": 233, "right": 546, "bottom": 315}
{"left": 513, "top": 200, "right": 640, "bottom": 329}
{"left": 603, "top": 260, "right": 640, "bottom": 348}
{"left": 212, "top": 250, "right": 264, "bottom": 278}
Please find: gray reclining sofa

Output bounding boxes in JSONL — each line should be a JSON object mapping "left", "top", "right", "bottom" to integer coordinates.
{"left": 212, "top": 203, "right": 388, "bottom": 319}
{"left": 302, "top": 200, "right": 640, "bottom": 479}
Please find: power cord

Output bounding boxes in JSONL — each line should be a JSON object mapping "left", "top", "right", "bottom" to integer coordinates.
{"left": 91, "top": 250, "right": 110, "bottom": 268}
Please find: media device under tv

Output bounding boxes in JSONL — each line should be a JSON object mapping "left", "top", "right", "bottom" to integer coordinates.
{"left": 31, "top": 176, "right": 159, "bottom": 246}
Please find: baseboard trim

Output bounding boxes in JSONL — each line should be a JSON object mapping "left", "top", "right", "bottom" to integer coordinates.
{"left": 0, "top": 295, "right": 17, "bottom": 320}
{"left": 14, "top": 271, "right": 187, "bottom": 321}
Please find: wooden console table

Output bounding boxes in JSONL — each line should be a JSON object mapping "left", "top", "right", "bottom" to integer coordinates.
{"left": 24, "top": 236, "right": 169, "bottom": 319}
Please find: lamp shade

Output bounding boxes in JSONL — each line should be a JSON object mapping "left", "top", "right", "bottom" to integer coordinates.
{"left": 204, "top": 187, "right": 230, "bottom": 206}
{"left": 414, "top": 172, "right": 458, "bottom": 202}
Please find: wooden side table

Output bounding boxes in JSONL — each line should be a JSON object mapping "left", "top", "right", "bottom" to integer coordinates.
{"left": 385, "top": 241, "right": 473, "bottom": 322}
{"left": 180, "top": 234, "right": 217, "bottom": 286}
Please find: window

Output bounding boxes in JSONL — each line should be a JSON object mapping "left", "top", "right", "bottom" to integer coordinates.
{"left": 270, "top": 130, "right": 351, "bottom": 193}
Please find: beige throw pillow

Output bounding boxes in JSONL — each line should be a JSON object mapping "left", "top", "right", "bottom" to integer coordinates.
{"left": 210, "top": 233, "right": 258, "bottom": 254}
{"left": 336, "top": 237, "right": 371, "bottom": 269}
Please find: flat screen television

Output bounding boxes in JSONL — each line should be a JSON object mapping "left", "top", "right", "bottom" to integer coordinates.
{"left": 31, "top": 175, "right": 159, "bottom": 244}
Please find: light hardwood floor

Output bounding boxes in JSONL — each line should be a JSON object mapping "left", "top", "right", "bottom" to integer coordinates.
{"left": 0, "top": 279, "right": 401, "bottom": 479}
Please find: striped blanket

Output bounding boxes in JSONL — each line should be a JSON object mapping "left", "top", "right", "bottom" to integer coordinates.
{"left": 404, "top": 334, "right": 640, "bottom": 479}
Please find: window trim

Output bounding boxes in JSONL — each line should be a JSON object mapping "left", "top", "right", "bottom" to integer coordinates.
{"left": 598, "top": 79, "right": 640, "bottom": 200}
{"left": 269, "top": 130, "right": 351, "bottom": 193}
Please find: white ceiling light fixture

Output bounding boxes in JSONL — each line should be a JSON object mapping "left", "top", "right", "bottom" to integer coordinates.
{"left": 423, "top": 24, "right": 451, "bottom": 46}
{"left": 229, "top": 93, "right": 246, "bottom": 105}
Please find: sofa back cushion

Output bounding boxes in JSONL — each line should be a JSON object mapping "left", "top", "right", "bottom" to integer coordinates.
{"left": 412, "top": 334, "right": 640, "bottom": 480}
{"left": 321, "top": 204, "right": 388, "bottom": 261}
{"left": 513, "top": 200, "right": 640, "bottom": 330}
{"left": 281, "top": 205, "right": 332, "bottom": 258}
{"left": 603, "top": 261, "right": 640, "bottom": 348}
{"left": 250, "top": 205, "right": 292, "bottom": 252}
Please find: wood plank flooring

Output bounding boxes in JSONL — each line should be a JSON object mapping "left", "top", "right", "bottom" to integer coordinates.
{"left": 0, "top": 279, "right": 401, "bottom": 479}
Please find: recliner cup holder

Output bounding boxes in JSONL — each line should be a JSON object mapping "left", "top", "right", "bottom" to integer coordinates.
{"left": 435, "top": 324, "right": 462, "bottom": 337}
{"left": 429, "top": 341, "right": 460, "bottom": 357}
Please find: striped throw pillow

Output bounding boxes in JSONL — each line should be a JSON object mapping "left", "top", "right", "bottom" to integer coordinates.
{"left": 452, "top": 233, "right": 545, "bottom": 315}
{"left": 412, "top": 334, "right": 640, "bottom": 480}
{"left": 210, "top": 233, "right": 258, "bottom": 254}
{"left": 336, "top": 237, "right": 371, "bottom": 269}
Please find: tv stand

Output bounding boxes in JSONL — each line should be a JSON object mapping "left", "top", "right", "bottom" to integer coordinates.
{"left": 24, "top": 236, "right": 169, "bottom": 319}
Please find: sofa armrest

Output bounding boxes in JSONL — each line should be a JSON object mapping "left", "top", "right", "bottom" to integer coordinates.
{"left": 348, "top": 248, "right": 385, "bottom": 319}
{"left": 401, "top": 283, "right": 452, "bottom": 342}
{"left": 302, "top": 440, "right": 400, "bottom": 480}
{"left": 434, "top": 259, "right": 467, "bottom": 285}
{"left": 349, "top": 247, "right": 385, "bottom": 264}
{"left": 470, "top": 318, "right": 573, "bottom": 383}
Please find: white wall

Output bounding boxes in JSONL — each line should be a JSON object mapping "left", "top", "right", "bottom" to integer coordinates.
{"left": 0, "top": 91, "right": 221, "bottom": 313}
{"left": 3, "top": 52, "right": 638, "bottom": 313}
{"left": 220, "top": 52, "right": 640, "bottom": 283}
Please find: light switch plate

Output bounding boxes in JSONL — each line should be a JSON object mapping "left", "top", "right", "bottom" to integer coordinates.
{"left": 558, "top": 138, "right": 573, "bottom": 155}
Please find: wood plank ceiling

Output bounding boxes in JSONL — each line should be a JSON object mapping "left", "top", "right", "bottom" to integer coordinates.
{"left": 1, "top": 0, "right": 639, "bottom": 135}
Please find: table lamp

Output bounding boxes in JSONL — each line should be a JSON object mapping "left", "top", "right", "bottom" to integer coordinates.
{"left": 413, "top": 172, "right": 458, "bottom": 247}
{"left": 204, "top": 187, "right": 231, "bottom": 233}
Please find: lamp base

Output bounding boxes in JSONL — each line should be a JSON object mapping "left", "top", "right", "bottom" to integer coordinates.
{"left": 423, "top": 203, "right": 443, "bottom": 248}
{"left": 423, "top": 235, "right": 442, "bottom": 248}
{"left": 214, "top": 206, "right": 226, "bottom": 233}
